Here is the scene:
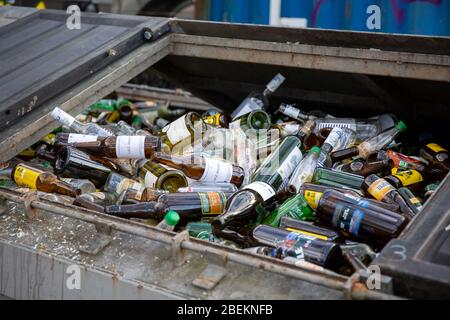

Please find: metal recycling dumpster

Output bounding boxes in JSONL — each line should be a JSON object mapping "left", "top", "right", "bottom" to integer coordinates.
{"left": 0, "top": 6, "right": 449, "bottom": 300}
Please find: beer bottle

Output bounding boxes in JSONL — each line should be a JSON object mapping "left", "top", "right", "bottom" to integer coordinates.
{"left": 288, "top": 147, "right": 321, "bottom": 193}
{"left": 105, "top": 192, "right": 230, "bottom": 226}
{"left": 156, "top": 211, "right": 180, "bottom": 231}
{"left": 317, "top": 127, "right": 356, "bottom": 168}
{"left": 213, "top": 136, "right": 303, "bottom": 232}
{"left": 334, "top": 159, "right": 392, "bottom": 177}
{"left": 368, "top": 150, "right": 426, "bottom": 173}
{"left": 159, "top": 112, "right": 207, "bottom": 150}
{"left": 69, "top": 135, "right": 161, "bottom": 159}
{"left": 398, "top": 187, "right": 423, "bottom": 215}
{"left": 315, "top": 190, "right": 407, "bottom": 246}
{"left": 312, "top": 167, "right": 365, "bottom": 190}
{"left": 51, "top": 107, "right": 114, "bottom": 137}
{"left": 153, "top": 152, "right": 245, "bottom": 187}
{"left": 299, "top": 182, "right": 400, "bottom": 212}
{"left": 11, "top": 163, "right": 80, "bottom": 197}
{"left": 362, "top": 174, "right": 415, "bottom": 218}
{"left": 251, "top": 225, "right": 343, "bottom": 271}
{"left": 54, "top": 146, "right": 112, "bottom": 188}
{"left": 264, "top": 193, "right": 315, "bottom": 227}
{"left": 331, "top": 121, "right": 407, "bottom": 161}
{"left": 279, "top": 217, "right": 342, "bottom": 242}
{"left": 231, "top": 73, "right": 285, "bottom": 120}
{"left": 384, "top": 169, "right": 425, "bottom": 192}
{"left": 420, "top": 143, "right": 449, "bottom": 180}
{"left": 138, "top": 160, "right": 188, "bottom": 192}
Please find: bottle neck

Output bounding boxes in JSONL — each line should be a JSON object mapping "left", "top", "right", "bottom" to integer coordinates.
{"left": 104, "top": 202, "right": 159, "bottom": 219}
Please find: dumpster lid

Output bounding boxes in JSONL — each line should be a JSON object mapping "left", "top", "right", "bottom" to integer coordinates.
{"left": 0, "top": 6, "right": 169, "bottom": 130}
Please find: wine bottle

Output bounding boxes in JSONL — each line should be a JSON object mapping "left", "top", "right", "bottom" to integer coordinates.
{"left": 234, "top": 110, "right": 272, "bottom": 131}
{"left": 159, "top": 112, "right": 207, "bottom": 150}
{"left": 231, "top": 73, "right": 286, "bottom": 120}
{"left": 61, "top": 178, "right": 96, "bottom": 194}
{"left": 54, "top": 146, "right": 112, "bottom": 188}
{"left": 11, "top": 163, "right": 80, "bottom": 197}
{"left": 138, "top": 160, "right": 188, "bottom": 192}
{"left": 69, "top": 135, "right": 160, "bottom": 159}
{"left": 213, "top": 136, "right": 303, "bottom": 232}
{"left": 51, "top": 107, "right": 114, "bottom": 137}
{"left": 153, "top": 152, "right": 245, "bottom": 187}
{"left": 177, "top": 181, "right": 238, "bottom": 193}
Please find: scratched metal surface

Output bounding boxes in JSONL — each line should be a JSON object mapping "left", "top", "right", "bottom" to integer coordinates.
{"left": 0, "top": 203, "right": 345, "bottom": 300}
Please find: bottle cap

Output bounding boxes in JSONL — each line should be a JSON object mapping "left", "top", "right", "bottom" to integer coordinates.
{"left": 310, "top": 146, "right": 321, "bottom": 154}
{"left": 164, "top": 211, "right": 180, "bottom": 226}
{"left": 396, "top": 121, "right": 407, "bottom": 132}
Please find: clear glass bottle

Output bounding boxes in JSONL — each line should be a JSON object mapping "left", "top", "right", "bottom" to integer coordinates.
{"left": 288, "top": 147, "right": 321, "bottom": 193}
{"left": 156, "top": 211, "right": 180, "bottom": 231}
{"left": 51, "top": 107, "right": 114, "bottom": 137}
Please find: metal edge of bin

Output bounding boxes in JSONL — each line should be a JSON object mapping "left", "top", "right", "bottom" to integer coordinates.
{"left": 0, "top": 34, "right": 173, "bottom": 164}
{"left": 0, "top": 187, "right": 370, "bottom": 300}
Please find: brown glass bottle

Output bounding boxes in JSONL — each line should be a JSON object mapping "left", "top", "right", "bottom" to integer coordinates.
{"left": 11, "top": 163, "right": 80, "bottom": 197}
{"left": 334, "top": 159, "right": 392, "bottom": 177}
{"left": 69, "top": 135, "right": 161, "bottom": 159}
{"left": 315, "top": 190, "right": 407, "bottom": 246}
{"left": 153, "top": 152, "right": 245, "bottom": 187}
{"left": 420, "top": 143, "right": 449, "bottom": 180}
{"left": 299, "top": 182, "right": 400, "bottom": 212}
{"left": 384, "top": 169, "right": 425, "bottom": 192}
{"left": 362, "top": 174, "right": 415, "bottom": 219}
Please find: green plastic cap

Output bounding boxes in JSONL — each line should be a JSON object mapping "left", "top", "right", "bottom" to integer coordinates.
{"left": 164, "top": 211, "right": 180, "bottom": 226}
{"left": 396, "top": 121, "right": 407, "bottom": 132}
{"left": 310, "top": 146, "right": 321, "bottom": 154}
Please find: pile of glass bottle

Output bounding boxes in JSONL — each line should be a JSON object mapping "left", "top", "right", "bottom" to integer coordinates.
{"left": 1, "top": 73, "right": 448, "bottom": 275}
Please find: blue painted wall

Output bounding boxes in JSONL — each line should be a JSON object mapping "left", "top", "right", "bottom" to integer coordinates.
{"left": 204, "top": 0, "right": 450, "bottom": 36}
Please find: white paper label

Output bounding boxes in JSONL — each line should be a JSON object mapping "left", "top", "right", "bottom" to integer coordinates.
{"left": 67, "top": 134, "right": 98, "bottom": 143}
{"left": 277, "top": 147, "right": 302, "bottom": 180}
{"left": 51, "top": 107, "right": 74, "bottom": 127}
{"left": 115, "top": 136, "right": 146, "bottom": 159}
{"left": 283, "top": 105, "right": 301, "bottom": 120}
{"left": 318, "top": 121, "right": 356, "bottom": 132}
{"left": 244, "top": 181, "right": 276, "bottom": 202}
{"left": 144, "top": 171, "right": 158, "bottom": 188}
{"left": 200, "top": 158, "right": 233, "bottom": 183}
{"left": 283, "top": 124, "right": 301, "bottom": 135}
{"left": 164, "top": 115, "right": 191, "bottom": 145}
{"left": 324, "top": 127, "right": 345, "bottom": 149}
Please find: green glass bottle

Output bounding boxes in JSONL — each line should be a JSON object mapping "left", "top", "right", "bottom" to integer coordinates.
{"left": 312, "top": 167, "right": 365, "bottom": 190}
{"left": 213, "top": 136, "right": 303, "bottom": 233}
{"left": 264, "top": 194, "right": 315, "bottom": 227}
